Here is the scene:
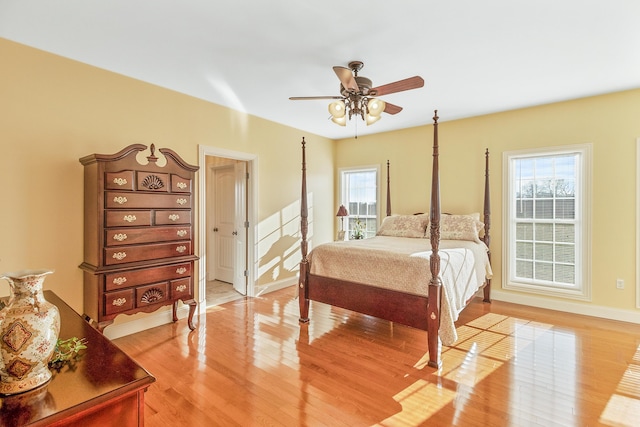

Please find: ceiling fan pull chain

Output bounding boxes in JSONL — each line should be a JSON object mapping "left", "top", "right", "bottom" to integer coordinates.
{"left": 355, "top": 116, "right": 358, "bottom": 139}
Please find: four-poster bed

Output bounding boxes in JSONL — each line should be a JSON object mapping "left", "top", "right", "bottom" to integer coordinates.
{"left": 297, "top": 111, "right": 492, "bottom": 368}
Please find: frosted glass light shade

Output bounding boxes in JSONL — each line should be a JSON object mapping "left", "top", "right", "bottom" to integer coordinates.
{"left": 331, "top": 116, "right": 347, "bottom": 126}
{"left": 328, "top": 101, "right": 346, "bottom": 118}
{"left": 367, "top": 98, "right": 386, "bottom": 116}
{"left": 365, "top": 114, "right": 381, "bottom": 126}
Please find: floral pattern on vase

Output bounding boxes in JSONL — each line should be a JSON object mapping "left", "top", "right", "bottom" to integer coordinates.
{"left": 0, "top": 269, "right": 60, "bottom": 395}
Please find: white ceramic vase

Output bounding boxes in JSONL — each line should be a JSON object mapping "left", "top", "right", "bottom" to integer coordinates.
{"left": 0, "top": 269, "right": 60, "bottom": 395}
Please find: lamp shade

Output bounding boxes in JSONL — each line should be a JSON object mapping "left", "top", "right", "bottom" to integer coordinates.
{"left": 331, "top": 116, "right": 347, "bottom": 126}
{"left": 367, "top": 98, "right": 386, "bottom": 116}
{"left": 336, "top": 205, "right": 348, "bottom": 217}
{"left": 328, "top": 101, "right": 346, "bottom": 118}
{"left": 365, "top": 114, "right": 381, "bottom": 126}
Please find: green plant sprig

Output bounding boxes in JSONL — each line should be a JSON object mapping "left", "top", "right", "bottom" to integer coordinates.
{"left": 49, "top": 337, "right": 88, "bottom": 370}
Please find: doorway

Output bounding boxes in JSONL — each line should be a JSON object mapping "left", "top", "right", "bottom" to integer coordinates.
{"left": 198, "top": 145, "right": 257, "bottom": 308}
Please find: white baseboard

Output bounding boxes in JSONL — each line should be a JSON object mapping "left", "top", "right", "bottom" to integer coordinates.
{"left": 254, "top": 277, "right": 297, "bottom": 297}
{"left": 491, "top": 289, "right": 640, "bottom": 325}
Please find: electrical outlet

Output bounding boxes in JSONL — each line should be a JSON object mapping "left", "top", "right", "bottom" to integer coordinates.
{"left": 616, "top": 279, "right": 624, "bottom": 289}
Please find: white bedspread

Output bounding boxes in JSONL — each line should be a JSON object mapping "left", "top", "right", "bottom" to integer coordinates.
{"left": 308, "top": 236, "right": 493, "bottom": 345}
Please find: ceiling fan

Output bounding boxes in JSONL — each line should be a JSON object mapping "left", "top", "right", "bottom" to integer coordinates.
{"left": 289, "top": 61, "right": 424, "bottom": 127}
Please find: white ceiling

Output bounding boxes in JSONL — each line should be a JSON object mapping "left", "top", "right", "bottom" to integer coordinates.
{"left": 2, "top": 1, "right": 639, "bottom": 140}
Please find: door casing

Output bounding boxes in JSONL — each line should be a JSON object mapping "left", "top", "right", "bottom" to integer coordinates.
{"left": 198, "top": 145, "right": 258, "bottom": 305}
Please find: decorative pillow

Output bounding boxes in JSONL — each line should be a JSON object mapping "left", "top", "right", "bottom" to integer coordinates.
{"left": 440, "top": 214, "right": 483, "bottom": 243}
{"left": 377, "top": 214, "right": 428, "bottom": 238}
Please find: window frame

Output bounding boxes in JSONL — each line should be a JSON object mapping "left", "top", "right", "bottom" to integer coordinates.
{"left": 338, "top": 164, "right": 381, "bottom": 240}
{"left": 502, "top": 144, "right": 592, "bottom": 300}
{"left": 636, "top": 137, "right": 640, "bottom": 308}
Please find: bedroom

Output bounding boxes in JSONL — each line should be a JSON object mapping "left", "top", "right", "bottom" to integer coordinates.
{"left": 2, "top": 35, "right": 639, "bottom": 332}
{"left": 1, "top": 2, "right": 640, "bottom": 424}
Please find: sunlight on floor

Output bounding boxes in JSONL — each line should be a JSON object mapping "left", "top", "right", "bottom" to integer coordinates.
{"left": 599, "top": 344, "right": 640, "bottom": 426}
{"left": 374, "top": 380, "right": 457, "bottom": 427}
{"left": 379, "top": 313, "right": 556, "bottom": 426}
{"left": 377, "top": 312, "right": 640, "bottom": 426}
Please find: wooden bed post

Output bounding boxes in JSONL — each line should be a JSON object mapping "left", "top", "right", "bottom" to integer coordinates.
{"left": 427, "top": 111, "right": 442, "bottom": 369}
{"left": 299, "top": 137, "right": 310, "bottom": 322}
{"left": 482, "top": 148, "right": 492, "bottom": 303}
{"left": 386, "top": 160, "right": 392, "bottom": 217}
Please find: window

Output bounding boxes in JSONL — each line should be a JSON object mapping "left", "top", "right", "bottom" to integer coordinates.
{"left": 503, "top": 144, "right": 591, "bottom": 300}
{"left": 339, "top": 166, "right": 380, "bottom": 239}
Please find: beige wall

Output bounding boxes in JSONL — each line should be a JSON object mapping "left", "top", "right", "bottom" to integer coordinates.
{"left": 336, "top": 90, "right": 640, "bottom": 315}
{"left": 0, "top": 38, "right": 334, "bottom": 325}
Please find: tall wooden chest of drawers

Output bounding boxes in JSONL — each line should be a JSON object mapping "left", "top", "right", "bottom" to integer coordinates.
{"left": 79, "top": 144, "right": 199, "bottom": 331}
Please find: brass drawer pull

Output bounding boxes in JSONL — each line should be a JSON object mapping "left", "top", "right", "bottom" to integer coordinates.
{"left": 176, "top": 182, "right": 187, "bottom": 189}
{"left": 176, "top": 198, "right": 187, "bottom": 205}
{"left": 123, "top": 214, "right": 137, "bottom": 223}
{"left": 113, "top": 177, "right": 128, "bottom": 186}
{"left": 176, "top": 230, "right": 188, "bottom": 237}
{"left": 168, "top": 214, "right": 180, "bottom": 222}
{"left": 113, "top": 196, "right": 128, "bottom": 205}
{"left": 112, "top": 252, "right": 127, "bottom": 261}
{"left": 112, "top": 297, "right": 127, "bottom": 307}
{"left": 176, "top": 246, "right": 187, "bottom": 253}
{"left": 112, "top": 277, "right": 127, "bottom": 286}
{"left": 175, "top": 284, "right": 187, "bottom": 292}
{"left": 176, "top": 267, "right": 187, "bottom": 274}
{"left": 113, "top": 233, "right": 128, "bottom": 242}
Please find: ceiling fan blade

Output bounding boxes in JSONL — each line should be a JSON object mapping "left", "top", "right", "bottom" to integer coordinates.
{"left": 383, "top": 102, "right": 403, "bottom": 115}
{"left": 289, "top": 96, "right": 344, "bottom": 100}
{"left": 333, "top": 66, "right": 358, "bottom": 92}
{"left": 371, "top": 76, "right": 424, "bottom": 97}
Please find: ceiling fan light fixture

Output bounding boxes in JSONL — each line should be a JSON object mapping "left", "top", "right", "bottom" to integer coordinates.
{"left": 291, "top": 61, "right": 424, "bottom": 131}
{"left": 328, "top": 100, "right": 346, "bottom": 118}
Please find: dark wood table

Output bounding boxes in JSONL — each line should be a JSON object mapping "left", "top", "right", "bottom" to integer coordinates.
{"left": 0, "top": 291, "right": 155, "bottom": 427}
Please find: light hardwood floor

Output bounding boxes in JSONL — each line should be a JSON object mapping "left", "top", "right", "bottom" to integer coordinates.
{"left": 114, "top": 286, "right": 640, "bottom": 426}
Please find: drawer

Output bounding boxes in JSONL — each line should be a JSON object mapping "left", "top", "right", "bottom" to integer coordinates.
{"left": 106, "top": 226, "right": 192, "bottom": 246}
{"left": 105, "top": 171, "right": 135, "bottom": 191}
{"left": 104, "top": 289, "right": 134, "bottom": 315}
{"left": 104, "top": 263, "right": 192, "bottom": 291}
{"left": 136, "top": 282, "right": 169, "bottom": 307}
{"left": 171, "top": 174, "right": 192, "bottom": 193}
{"left": 104, "top": 241, "right": 192, "bottom": 265}
{"left": 105, "top": 192, "right": 191, "bottom": 209}
{"left": 137, "top": 172, "right": 169, "bottom": 192}
{"left": 171, "top": 277, "right": 192, "bottom": 300}
{"left": 105, "top": 210, "right": 152, "bottom": 227}
{"left": 155, "top": 210, "right": 191, "bottom": 225}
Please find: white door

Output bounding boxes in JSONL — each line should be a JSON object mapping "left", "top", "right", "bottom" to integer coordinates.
{"left": 233, "top": 162, "right": 248, "bottom": 295}
{"left": 214, "top": 166, "right": 235, "bottom": 283}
